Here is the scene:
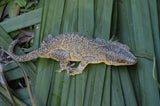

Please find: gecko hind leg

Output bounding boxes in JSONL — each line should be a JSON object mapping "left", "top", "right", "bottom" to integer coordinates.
{"left": 47, "top": 49, "right": 72, "bottom": 73}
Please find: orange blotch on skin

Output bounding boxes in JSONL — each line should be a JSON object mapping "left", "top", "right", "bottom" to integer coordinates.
{"left": 84, "top": 50, "right": 87, "bottom": 54}
{"left": 66, "top": 41, "right": 71, "bottom": 47}
{"left": 56, "top": 41, "right": 61, "bottom": 45}
{"left": 105, "top": 59, "right": 111, "bottom": 65}
{"left": 91, "top": 49, "right": 94, "bottom": 52}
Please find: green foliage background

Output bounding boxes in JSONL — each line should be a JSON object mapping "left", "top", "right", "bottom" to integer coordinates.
{"left": 0, "top": 0, "right": 160, "bottom": 105}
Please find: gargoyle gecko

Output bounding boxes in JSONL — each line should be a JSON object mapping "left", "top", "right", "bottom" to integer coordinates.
{"left": 9, "top": 32, "right": 137, "bottom": 76}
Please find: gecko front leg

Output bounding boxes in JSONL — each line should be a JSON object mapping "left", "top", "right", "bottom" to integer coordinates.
{"left": 68, "top": 60, "right": 88, "bottom": 76}
{"left": 56, "top": 61, "right": 71, "bottom": 72}
{"left": 68, "top": 56, "right": 99, "bottom": 76}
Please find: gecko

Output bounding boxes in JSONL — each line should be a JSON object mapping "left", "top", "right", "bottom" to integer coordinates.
{"left": 8, "top": 32, "right": 137, "bottom": 76}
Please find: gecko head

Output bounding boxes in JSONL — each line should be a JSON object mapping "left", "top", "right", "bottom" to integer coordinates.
{"left": 104, "top": 41, "right": 137, "bottom": 66}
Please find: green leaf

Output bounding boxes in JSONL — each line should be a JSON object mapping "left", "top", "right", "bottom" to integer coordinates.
{"left": 1, "top": 0, "right": 160, "bottom": 105}
{"left": 0, "top": 0, "right": 9, "bottom": 6}
{"left": 0, "top": 8, "right": 42, "bottom": 32}
{"left": 14, "top": 0, "right": 26, "bottom": 7}
{"left": 0, "top": 5, "right": 5, "bottom": 18}
{"left": 8, "top": 0, "right": 20, "bottom": 17}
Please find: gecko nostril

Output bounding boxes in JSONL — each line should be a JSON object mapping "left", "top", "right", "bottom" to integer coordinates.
{"left": 134, "top": 58, "right": 137, "bottom": 63}
{"left": 131, "top": 58, "right": 137, "bottom": 65}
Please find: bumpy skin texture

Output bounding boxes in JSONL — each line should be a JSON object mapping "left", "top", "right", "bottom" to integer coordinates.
{"left": 9, "top": 32, "right": 137, "bottom": 76}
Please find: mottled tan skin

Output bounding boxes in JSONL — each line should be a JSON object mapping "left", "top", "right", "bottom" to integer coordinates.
{"left": 9, "top": 32, "right": 137, "bottom": 76}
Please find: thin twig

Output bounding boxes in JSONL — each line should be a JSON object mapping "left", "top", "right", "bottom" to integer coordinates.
{"left": 0, "top": 48, "right": 16, "bottom": 106}
{"left": 3, "top": 50, "right": 36, "bottom": 106}
{"left": 0, "top": 63, "right": 17, "bottom": 106}
{"left": 0, "top": 86, "right": 27, "bottom": 106}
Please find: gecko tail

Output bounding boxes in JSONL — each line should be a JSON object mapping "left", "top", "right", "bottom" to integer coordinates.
{"left": 8, "top": 39, "right": 39, "bottom": 62}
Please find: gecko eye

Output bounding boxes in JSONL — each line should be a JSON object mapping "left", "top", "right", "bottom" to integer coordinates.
{"left": 117, "top": 58, "right": 126, "bottom": 63}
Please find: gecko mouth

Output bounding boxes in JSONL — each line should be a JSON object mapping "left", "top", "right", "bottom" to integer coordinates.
{"left": 129, "top": 57, "right": 137, "bottom": 65}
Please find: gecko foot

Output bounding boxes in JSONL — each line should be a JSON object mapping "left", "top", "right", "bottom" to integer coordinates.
{"left": 67, "top": 68, "right": 82, "bottom": 76}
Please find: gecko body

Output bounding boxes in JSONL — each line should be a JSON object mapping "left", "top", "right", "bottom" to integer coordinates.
{"left": 9, "top": 32, "right": 137, "bottom": 76}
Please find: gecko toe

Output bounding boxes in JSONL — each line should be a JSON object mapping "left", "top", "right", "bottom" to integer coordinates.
{"left": 56, "top": 70, "right": 62, "bottom": 72}
{"left": 56, "top": 68, "right": 64, "bottom": 72}
{"left": 70, "top": 63, "right": 76, "bottom": 67}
